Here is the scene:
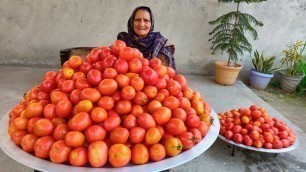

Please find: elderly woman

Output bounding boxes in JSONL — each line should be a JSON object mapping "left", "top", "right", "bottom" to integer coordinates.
{"left": 117, "top": 6, "right": 176, "bottom": 69}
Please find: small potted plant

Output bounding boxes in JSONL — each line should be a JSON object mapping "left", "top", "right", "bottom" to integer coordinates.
{"left": 279, "top": 40, "right": 306, "bottom": 92}
{"left": 249, "top": 50, "right": 281, "bottom": 89}
{"left": 208, "top": 0, "right": 265, "bottom": 85}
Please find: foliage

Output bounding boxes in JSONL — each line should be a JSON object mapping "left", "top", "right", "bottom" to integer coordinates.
{"left": 209, "top": 0, "right": 266, "bottom": 66}
{"left": 297, "top": 59, "right": 306, "bottom": 96}
{"left": 281, "top": 40, "right": 306, "bottom": 76}
{"left": 251, "top": 50, "right": 281, "bottom": 74}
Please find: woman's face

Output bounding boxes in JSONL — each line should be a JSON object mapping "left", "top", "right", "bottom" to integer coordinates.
{"left": 133, "top": 10, "right": 151, "bottom": 38}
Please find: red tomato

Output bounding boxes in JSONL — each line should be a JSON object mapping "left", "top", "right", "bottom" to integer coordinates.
{"left": 279, "top": 131, "right": 289, "bottom": 139}
{"left": 131, "top": 143, "right": 149, "bottom": 165}
{"left": 114, "top": 59, "right": 129, "bottom": 74}
{"left": 152, "top": 107, "right": 171, "bottom": 125}
{"left": 56, "top": 100, "right": 72, "bottom": 118}
{"left": 128, "top": 58, "right": 143, "bottom": 73}
{"left": 93, "top": 60, "right": 104, "bottom": 72}
{"left": 173, "top": 75, "right": 188, "bottom": 90}
{"left": 185, "top": 115, "right": 200, "bottom": 128}
{"left": 143, "top": 86, "right": 158, "bottom": 98}
{"left": 88, "top": 48, "right": 102, "bottom": 63}
{"left": 43, "top": 104, "right": 57, "bottom": 119}
{"left": 233, "top": 133, "right": 243, "bottom": 143}
{"left": 120, "top": 47, "right": 134, "bottom": 61}
{"left": 154, "top": 65, "right": 167, "bottom": 78}
{"left": 114, "top": 100, "right": 132, "bottom": 115}
{"left": 253, "top": 140, "right": 263, "bottom": 148}
{"left": 198, "top": 121, "right": 209, "bottom": 137}
{"left": 90, "top": 107, "right": 107, "bottom": 123}
{"left": 60, "top": 80, "right": 75, "bottom": 93}
{"left": 69, "top": 147, "right": 88, "bottom": 167}
{"left": 116, "top": 74, "right": 130, "bottom": 88}
{"left": 72, "top": 71, "right": 86, "bottom": 81}
{"left": 166, "top": 118, "right": 186, "bottom": 136}
{"left": 123, "top": 114, "right": 137, "bottom": 129}
{"left": 41, "top": 80, "right": 56, "bottom": 93}
{"left": 103, "top": 116, "right": 121, "bottom": 132}
{"left": 140, "top": 58, "right": 149, "bottom": 66}
{"left": 177, "top": 132, "right": 195, "bottom": 150}
{"left": 250, "top": 130, "right": 260, "bottom": 140}
{"left": 75, "top": 78, "right": 92, "bottom": 90}
{"left": 34, "top": 136, "right": 56, "bottom": 159}
{"left": 163, "top": 96, "right": 180, "bottom": 110}
{"left": 101, "top": 55, "right": 117, "bottom": 69}
{"left": 264, "top": 142, "right": 273, "bottom": 149}
{"left": 53, "top": 123, "right": 70, "bottom": 140}
{"left": 50, "top": 140, "right": 72, "bottom": 163}
{"left": 21, "top": 133, "right": 38, "bottom": 152}
{"left": 103, "top": 67, "right": 118, "bottom": 79}
{"left": 232, "top": 125, "right": 242, "bottom": 134}
{"left": 65, "top": 131, "right": 85, "bottom": 148}
{"left": 155, "top": 78, "right": 167, "bottom": 89}
{"left": 171, "top": 108, "right": 187, "bottom": 122}
{"left": 70, "top": 89, "right": 82, "bottom": 105}
{"left": 250, "top": 105, "right": 258, "bottom": 111}
{"left": 24, "top": 102, "right": 44, "bottom": 119}
{"left": 137, "top": 113, "right": 156, "bottom": 130}
{"left": 264, "top": 132, "right": 274, "bottom": 143}
{"left": 27, "top": 117, "right": 42, "bottom": 133}
{"left": 167, "top": 67, "right": 176, "bottom": 78}
{"left": 140, "top": 67, "right": 159, "bottom": 86}
{"left": 281, "top": 139, "right": 290, "bottom": 148}
{"left": 50, "top": 90, "right": 68, "bottom": 104}
{"left": 98, "top": 79, "right": 118, "bottom": 96}
{"left": 121, "top": 86, "right": 136, "bottom": 100}
{"left": 108, "top": 144, "right": 131, "bottom": 167}
{"left": 145, "top": 127, "right": 162, "bottom": 145}
{"left": 243, "top": 135, "right": 253, "bottom": 146}
{"left": 129, "top": 127, "right": 146, "bottom": 144}
{"left": 34, "top": 118, "right": 55, "bottom": 137}
{"left": 88, "top": 141, "right": 108, "bottom": 167}
{"left": 163, "top": 137, "right": 182, "bottom": 157}
{"left": 130, "top": 76, "right": 145, "bottom": 91}
{"left": 84, "top": 125, "right": 106, "bottom": 143}
{"left": 87, "top": 69, "right": 102, "bottom": 86}
{"left": 149, "top": 143, "right": 166, "bottom": 162}
{"left": 110, "top": 127, "right": 129, "bottom": 144}
{"left": 68, "top": 112, "right": 92, "bottom": 131}
{"left": 44, "top": 71, "right": 57, "bottom": 81}
{"left": 130, "top": 105, "right": 144, "bottom": 117}
{"left": 167, "top": 80, "right": 182, "bottom": 96}
{"left": 111, "top": 40, "right": 126, "bottom": 56}
{"left": 133, "top": 91, "right": 148, "bottom": 105}
{"left": 251, "top": 110, "right": 262, "bottom": 118}
{"left": 79, "top": 62, "right": 93, "bottom": 74}
{"left": 149, "top": 58, "right": 162, "bottom": 69}
{"left": 100, "top": 47, "right": 112, "bottom": 60}
{"left": 80, "top": 88, "right": 101, "bottom": 103}
{"left": 97, "top": 96, "right": 114, "bottom": 110}
{"left": 13, "top": 117, "right": 28, "bottom": 130}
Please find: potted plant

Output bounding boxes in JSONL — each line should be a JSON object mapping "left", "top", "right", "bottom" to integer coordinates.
{"left": 279, "top": 40, "right": 306, "bottom": 92}
{"left": 208, "top": 0, "right": 265, "bottom": 85}
{"left": 249, "top": 50, "right": 281, "bottom": 89}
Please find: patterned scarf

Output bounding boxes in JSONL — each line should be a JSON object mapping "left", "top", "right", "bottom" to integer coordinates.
{"left": 117, "top": 6, "right": 175, "bottom": 69}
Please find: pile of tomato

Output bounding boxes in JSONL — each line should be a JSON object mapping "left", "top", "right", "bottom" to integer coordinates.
{"left": 218, "top": 105, "right": 296, "bottom": 149}
{"left": 7, "top": 40, "right": 213, "bottom": 168}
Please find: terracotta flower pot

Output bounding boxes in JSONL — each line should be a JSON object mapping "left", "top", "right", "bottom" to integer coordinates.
{"left": 215, "top": 61, "right": 243, "bottom": 85}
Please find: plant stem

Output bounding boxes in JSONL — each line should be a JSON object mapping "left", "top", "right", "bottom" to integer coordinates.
{"left": 228, "top": 1, "right": 240, "bottom": 66}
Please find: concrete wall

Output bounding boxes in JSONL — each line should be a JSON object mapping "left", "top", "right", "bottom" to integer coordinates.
{"left": 1, "top": 0, "right": 306, "bottom": 81}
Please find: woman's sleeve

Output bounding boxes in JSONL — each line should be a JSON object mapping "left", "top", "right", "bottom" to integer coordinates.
{"left": 157, "top": 44, "right": 176, "bottom": 70}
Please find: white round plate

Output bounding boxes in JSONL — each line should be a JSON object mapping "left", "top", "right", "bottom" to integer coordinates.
{"left": 0, "top": 109, "right": 220, "bottom": 172}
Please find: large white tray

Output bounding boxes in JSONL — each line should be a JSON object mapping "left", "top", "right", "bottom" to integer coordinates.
{"left": 218, "top": 133, "right": 298, "bottom": 153}
{"left": 0, "top": 109, "right": 220, "bottom": 172}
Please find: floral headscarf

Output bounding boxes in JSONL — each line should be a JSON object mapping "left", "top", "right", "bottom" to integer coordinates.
{"left": 117, "top": 6, "right": 175, "bottom": 69}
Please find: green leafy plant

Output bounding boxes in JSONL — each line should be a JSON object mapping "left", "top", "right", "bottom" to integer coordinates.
{"left": 297, "top": 56, "right": 306, "bottom": 95}
{"left": 208, "top": 0, "right": 266, "bottom": 66}
{"left": 251, "top": 50, "right": 281, "bottom": 74}
{"left": 281, "top": 40, "right": 306, "bottom": 76}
